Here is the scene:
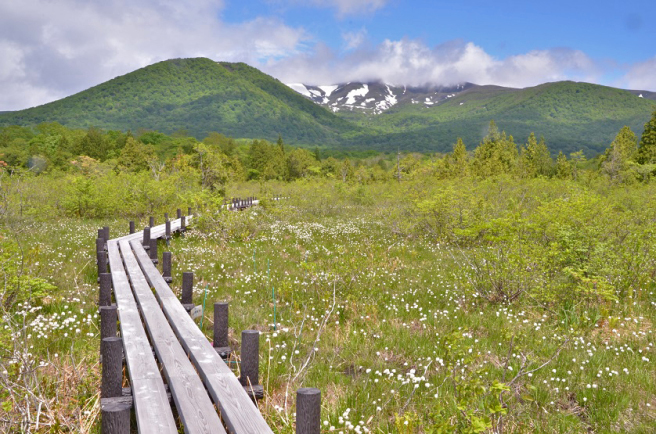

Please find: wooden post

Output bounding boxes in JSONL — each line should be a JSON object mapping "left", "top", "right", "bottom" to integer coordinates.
{"left": 162, "top": 252, "right": 172, "bottom": 283}
{"left": 100, "top": 305, "right": 117, "bottom": 340}
{"left": 164, "top": 212, "right": 169, "bottom": 222}
{"left": 129, "top": 221, "right": 135, "bottom": 234}
{"left": 188, "top": 207, "right": 192, "bottom": 216}
{"left": 181, "top": 215, "right": 186, "bottom": 232}
{"left": 240, "top": 330, "right": 263, "bottom": 400}
{"left": 96, "top": 237, "right": 105, "bottom": 255}
{"left": 99, "top": 273, "right": 112, "bottom": 307}
{"left": 296, "top": 388, "right": 321, "bottom": 434}
{"left": 101, "top": 399, "right": 130, "bottom": 433}
{"left": 149, "top": 216, "right": 154, "bottom": 227}
{"left": 98, "top": 229, "right": 107, "bottom": 250}
{"left": 177, "top": 208, "right": 182, "bottom": 219}
{"left": 149, "top": 239, "right": 158, "bottom": 264}
{"left": 142, "top": 226, "right": 151, "bottom": 251}
{"left": 101, "top": 337, "right": 123, "bottom": 398}
{"left": 165, "top": 220, "right": 171, "bottom": 239}
{"left": 103, "top": 226, "right": 110, "bottom": 244}
{"left": 213, "top": 302, "right": 231, "bottom": 359}
{"left": 97, "top": 251, "right": 107, "bottom": 279}
{"left": 181, "top": 272, "right": 194, "bottom": 311}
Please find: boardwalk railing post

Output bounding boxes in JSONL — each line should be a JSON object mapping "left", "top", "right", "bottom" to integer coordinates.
{"left": 162, "top": 252, "right": 172, "bottom": 283}
{"left": 213, "top": 302, "right": 231, "bottom": 359}
{"left": 164, "top": 212, "right": 169, "bottom": 222}
{"left": 99, "top": 273, "right": 112, "bottom": 307}
{"left": 149, "top": 216, "right": 155, "bottom": 228}
{"left": 181, "top": 215, "right": 186, "bottom": 232}
{"left": 240, "top": 330, "right": 263, "bottom": 400}
{"left": 101, "top": 337, "right": 123, "bottom": 398}
{"left": 296, "top": 388, "right": 321, "bottom": 434}
{"left": 129, "top": 221, "right": 135, "bottom": 234}
{"left": 101, "top": 336, "right": 129, "bottom": 433}
{"left": 103, "top": 226, "right": 110, "bottom": 245}
{"left": 142, "top": 226, "right": 151, "bottom": 251}
{"left": 100, "top": 305, "right": 117, "bottom": 340}
{"left": 188, "top": 206, "right": 192, "bottom": 216}
{"left": 165, "top": 220, "right": 171, "bottom": 240}
{"left": 96, "top": 237, "right": 105, "bottom": 256}
{"left": 98, "top": 229, "right": 106, "bottom": 250}
{"left": 177, "top": 208, "right": 182, "bottom": 219}
{"left": 101, "top": 399, "right": 130, "bottom": 434}
{"left": 97, "top": 251, "right": 108, "bottom": 281}
{"left": 181, "top": 272, "right": 194, "bottom": 312}
{"left": 149, "top": 239, "right": 158, "bottom": 264}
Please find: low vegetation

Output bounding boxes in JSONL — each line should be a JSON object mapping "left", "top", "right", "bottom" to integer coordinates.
{"left": 1, "top": 111, "right": 656, "bottom": 432}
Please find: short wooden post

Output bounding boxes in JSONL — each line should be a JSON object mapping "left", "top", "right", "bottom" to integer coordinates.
{"left": 213, "top": 302, "right": 231, "bottom": 359}
{"left": 98, "top": 228, "right": 107, "bottom": 250}
{"left": 162, "top": 252, "right": 172, "bottom": 283}
{"left": 142, "top": 226, "right": 151, "bottom": 251}
{"left": 164, "top": 212, "right": 169, "bottom": 222}
{"left": 96, "top": 237, "right": 105, "bottom": 255}
{"left": 181, "top": 272, "right": 194, "bottom": 311}
{"left": 149, "top": 239, "right": 158, "bottom": 264}
{"left": 181, "top": 215, "right": 186, "bottom": 232}
{"left": 101, "top": 337, "right": 123, "bottom": 398}
{"left": 296, "top": 388, "right": 321, "bottom": 434}
{"left": 177, "top": 208, "right": 182, "bottom": 219}
{"left": 99, "top": 273, "right": 112, "bottom": 307}
{"left": 240, "top": 330, "right": 263, "bottom": 400}
{"left": 103, "top": 226, "right": 110, "bottom": 243}
{"left": 149, "top": 216, "right": 154, "bottom": 227}
{"left": 188, "top": 207, "right": 192, "bottom": 216}
{"left": 97, "top": 251, "right": 107, "bottom": 279}
{"left": 100, "top": 305, "right": 117, "bottom": 340}
{"left": 101, "top": 399, "right": 130, "bottom": 433}
{"left": 165, "top": 220, "right": 171, "bottom": 239}
{"left": 129, "top": 221, "right": 135, "bottom": 234}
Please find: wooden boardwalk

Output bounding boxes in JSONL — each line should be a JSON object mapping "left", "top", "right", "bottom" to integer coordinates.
{"left": 101, "top": 216, "right": 274, "bottom": 433}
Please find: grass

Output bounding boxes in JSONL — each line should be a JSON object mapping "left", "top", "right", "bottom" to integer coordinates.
{"left": 1, "top": 180, "right": 655, "bottom": 433}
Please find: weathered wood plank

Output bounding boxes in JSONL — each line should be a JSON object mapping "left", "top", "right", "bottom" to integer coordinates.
{"left": 106, "top": 241, "right": 178, "bottom": 434}
{"left": 130, "top": 239, "right": 274, "bottom": 434}
{"left": 119, "top": 239, "right": 225, "bottom": 434}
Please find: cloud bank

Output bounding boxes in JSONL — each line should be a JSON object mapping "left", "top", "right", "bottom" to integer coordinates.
{"left": 0, "top": 0, "right": 305, "bottom": 111}
{"left": 262, "top": 38, "right": 602, "bottom": 89}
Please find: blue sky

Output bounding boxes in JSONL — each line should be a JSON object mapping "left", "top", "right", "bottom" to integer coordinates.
{"left": 1, "top": 0, "right": 655, "bottom": 111}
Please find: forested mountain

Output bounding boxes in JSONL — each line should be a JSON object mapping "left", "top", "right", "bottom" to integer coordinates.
{"left": 1, "top": 57, "right": 655, "bottom": 155}
{"left": 0, "top": 58, "right": 358, "bottom": 144}
{"left": 290, "top": 81, "right": 656, "bottom": 154}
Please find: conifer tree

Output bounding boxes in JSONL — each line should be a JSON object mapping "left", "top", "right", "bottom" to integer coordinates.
{"left": 637, "top": 109, "right": 656, "bottom": 164}
{"left": 555, "top": 151, "right": 571, "bottom": 179}
{"left": 601, "top": 126, "right": 637, "bottom": 180}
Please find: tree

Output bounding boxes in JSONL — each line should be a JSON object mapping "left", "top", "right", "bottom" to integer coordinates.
{"left": 555, "top": 152, "right": 571, "bottom": 179}
{"left": 286, "top": 148, "right": 317, "bottom": 180}
{"left": 118, "top": 137, "right": 156, "bottom": 172}
{"left": 446, "top": 138, "right": 469, "bottom": 178}
{"left": 600, "top": 126, "right": 637, "bottom": 181}
{"left": 519, "top": 133, "right": 552, "bottom": 178}
{"left": 473, "top": 121, "right": 518, "bottom": 177}
{"left": 637, "top": 109, "right": 656, "bottom": 164}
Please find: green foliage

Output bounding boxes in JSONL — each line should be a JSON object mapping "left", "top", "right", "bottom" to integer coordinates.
{"left": 637, "top": 109, "right": 656, "bottom": 164}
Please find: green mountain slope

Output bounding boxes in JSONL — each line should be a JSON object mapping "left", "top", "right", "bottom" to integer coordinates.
{"left": 0, "top": 58, "right": 358, "bottom": 144}
{"left": 346, "top": 82, "right": 656, "bottom": 154}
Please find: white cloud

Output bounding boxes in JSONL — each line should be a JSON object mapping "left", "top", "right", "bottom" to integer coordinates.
{"left": 263, "top": 38, "right": 604, "bottom": 89}
{"left": 286, "top": 0, "right": 388, "bottom": 17}
{"left": 342, "top": 28, "right": 368, "bottom": 50}
{"left": 0, "top": 0, "right": 306, "bottom": 111}
{"left": 622, "top": 56, "right": 656, "bottom": 90}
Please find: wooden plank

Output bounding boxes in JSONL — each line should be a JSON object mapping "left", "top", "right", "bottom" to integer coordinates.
{"left": 130, "top": 240, "right": 274, "bottom": 434}
{"left": 113, "top": 216, "right": 193, "bottom": 243}
{"left": 106, "top": 241, "right": 178, "bottom": 434}
{"left": 118, "top": 239, "right": 226, "bottom": 434}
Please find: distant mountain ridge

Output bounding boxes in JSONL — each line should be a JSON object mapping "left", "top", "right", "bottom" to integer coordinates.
{"left": 1, "top": 58, "right": 655, "bottom": 155}
{"left": 286, "top": 82, "right": 477, "bottom": 114}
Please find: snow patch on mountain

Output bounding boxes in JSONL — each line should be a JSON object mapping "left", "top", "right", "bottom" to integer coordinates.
{"left": 345, "top": 85, "right": 369, "bottom": 105}
{"left": 287, "top": 83, "right": 311, "bottom": 97}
